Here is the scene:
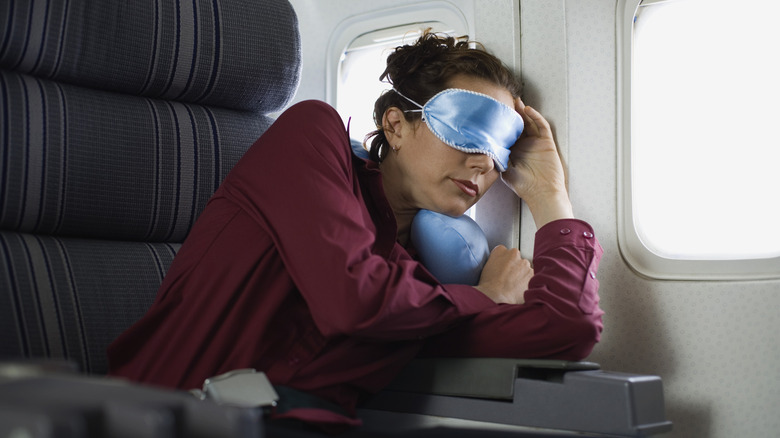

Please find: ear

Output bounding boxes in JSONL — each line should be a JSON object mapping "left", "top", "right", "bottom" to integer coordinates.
{"left": 382, "top": 107, "right": 405, "bottom": 143}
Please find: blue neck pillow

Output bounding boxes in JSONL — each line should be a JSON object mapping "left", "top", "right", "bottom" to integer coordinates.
{"left": 410, "top": 210, "right": 490, "bottom": 286}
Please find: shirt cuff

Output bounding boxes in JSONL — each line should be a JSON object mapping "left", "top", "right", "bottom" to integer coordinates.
{"left": 534, "top": 219, "right": 600, "bottom": 257}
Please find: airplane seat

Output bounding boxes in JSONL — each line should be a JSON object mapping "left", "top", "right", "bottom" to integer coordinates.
{"left": 0, "top": 0, "right": 301, "bottom": 374}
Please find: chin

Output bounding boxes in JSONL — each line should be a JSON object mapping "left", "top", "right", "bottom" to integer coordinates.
{"left": 434, "top": 205, "right": 470, "bottom": 218}
{"left": 424, "top": 197, "right": 475, "bottom": 218}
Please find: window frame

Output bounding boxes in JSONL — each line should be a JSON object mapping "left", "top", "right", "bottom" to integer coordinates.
{"left": 335, "top": 21, "right": 454, "bottom": 145}
{"left": 325, "top": 1, "right": 471, "bottom": 107}
{"left": 616, "top": 0, "right": 780, "bottom": 280}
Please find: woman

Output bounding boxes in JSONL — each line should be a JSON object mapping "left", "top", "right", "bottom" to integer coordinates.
{"left": 108, "top": 32, "right": 603, "bottom": 432}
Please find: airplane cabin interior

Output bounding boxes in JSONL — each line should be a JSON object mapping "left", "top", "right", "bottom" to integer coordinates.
{"left": 1, "top": 0, "right": 778, "bottom": 437}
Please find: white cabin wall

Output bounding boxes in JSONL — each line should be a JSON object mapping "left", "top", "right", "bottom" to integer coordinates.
{"left": 519, "top": 1, "right": 780, "bottom": 437}
{"left": 469, "top": 0, "right": 523, "bottom": 251}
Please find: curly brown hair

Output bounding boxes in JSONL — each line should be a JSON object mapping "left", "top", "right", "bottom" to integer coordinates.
{"left": 366, "top": 30, "right": 521, "bottom": 162}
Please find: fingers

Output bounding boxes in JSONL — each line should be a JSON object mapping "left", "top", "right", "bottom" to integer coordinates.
{"left": 514, "top": 98, "right": 537, "bottom": 138}
{"left": 514, "top": 98, "right": 553, "bottom": 141}
{"left": 489, "top": 244, "right": 518, "bottom": 259}
{"left": 515, "top": 98, "right": 538, "bottom": 138}
{"left": 476, "top": 244, "right": 533, "bottom": 305}
{"left": 523, "top": 105, "right": 553, "bottom": 139}
{"left": 514, "top": 96, "right": 526, "bottom": 112}
{"left": 488, "top": 245, "right": 531, "bottom": 274}
{"left": 520, "top": 108, "right": 540, "bottom": 138}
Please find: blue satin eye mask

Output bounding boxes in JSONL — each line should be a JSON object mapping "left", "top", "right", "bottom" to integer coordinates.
{"left": 394, "top": 88, "right": 524, "bottom": 171}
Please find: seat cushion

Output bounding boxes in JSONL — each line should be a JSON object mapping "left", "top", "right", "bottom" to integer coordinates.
{"left": 0, "top": 231, "right": 179, "bottom": 373}
{"left": 0, "top": 69, "right": 272, "bottom": 241}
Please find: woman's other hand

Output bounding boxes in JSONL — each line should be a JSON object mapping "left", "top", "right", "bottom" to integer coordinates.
{"left": 501, "top": 98, "right": 574, "bottom": 228}
{"left": 475, "top": 245, "right": 533, "bottom": 305}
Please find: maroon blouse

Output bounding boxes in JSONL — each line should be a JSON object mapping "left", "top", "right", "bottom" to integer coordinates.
{"left": 107, "top": 100, "right": 604, "bottom": 427}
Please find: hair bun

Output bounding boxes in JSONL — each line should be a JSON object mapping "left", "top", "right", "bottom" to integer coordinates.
{"left": 382, "top": 31, "right": 467, "bottom": 92}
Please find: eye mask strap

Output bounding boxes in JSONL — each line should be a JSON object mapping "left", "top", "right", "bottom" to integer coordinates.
{"left": 393, "top": 88, "right": 424, "bottom": 113}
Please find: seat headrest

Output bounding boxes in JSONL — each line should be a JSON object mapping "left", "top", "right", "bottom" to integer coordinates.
{"left": 0, "top": 0, "right": 301, "bottom": 112}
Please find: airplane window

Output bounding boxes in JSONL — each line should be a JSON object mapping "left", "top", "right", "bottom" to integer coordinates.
{"left": 327, "top": 2, "right": 470, "bottom": 153}
{"left": 618, "top": 0, "right": 780, "bottom": 279}
{"left": 337, "top": 24, "right": 453, "bottom": 145}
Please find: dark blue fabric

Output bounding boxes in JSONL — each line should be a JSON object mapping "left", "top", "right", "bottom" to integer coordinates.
{"left": 0, "top": 0, "right": 301, "bottom": 112}
{"left": 0, "top": 0, "right": 301, "bottom": 373}
{"left": 0, "top": 231, "right": 180, "bottom": 373}
{"left": 0, "top": 69, "right": 272, "bottom": 240}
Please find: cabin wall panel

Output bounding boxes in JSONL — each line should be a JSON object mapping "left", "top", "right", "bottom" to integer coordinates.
{"left": 520, "top": 1, "right": 780, "bottom": 436}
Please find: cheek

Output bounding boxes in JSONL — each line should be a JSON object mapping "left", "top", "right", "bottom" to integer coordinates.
{"left": 418, "top": 125, "right": 455, "bottom": 160}
{"left": 418, "top": 146, "right": 457, "bottom": 180}
{"left": 484, "top": 170, "right": 500, "bottom": 189}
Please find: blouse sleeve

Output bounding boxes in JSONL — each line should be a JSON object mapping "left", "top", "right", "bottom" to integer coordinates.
{"left": 220, "top": 100, "right": 495, "bottom": 340}
{"left": 420, "top": 219, "right": 605, "bottom": 361}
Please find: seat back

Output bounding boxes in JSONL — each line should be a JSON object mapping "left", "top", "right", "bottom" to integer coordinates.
{"left": 0, "top": 0, "right": 301, "bottom": 374}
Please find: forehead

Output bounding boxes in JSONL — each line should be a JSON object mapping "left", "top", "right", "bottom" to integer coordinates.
{"left": 446, "top": 75, "right": 515, "bottom": 109}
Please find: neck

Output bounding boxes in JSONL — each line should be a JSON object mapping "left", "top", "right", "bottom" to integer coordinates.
{"left": 378, "top": 161, "right": 417, "bottom": 246}
{"left": 393, "top": 209, "right": 416, "bottom": 247}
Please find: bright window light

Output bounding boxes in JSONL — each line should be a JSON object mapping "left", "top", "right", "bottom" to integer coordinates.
{"left": 337, "top": 42, "right": 394, "bottom": 143}
{"left": 631, "top": 0, "right": 780, "bottom": 261}
{"left": 337, "top": 23, "right": 453, "bottom": 145}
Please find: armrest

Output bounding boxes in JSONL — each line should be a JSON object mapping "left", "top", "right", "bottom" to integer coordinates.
{"left": 383, "top": 358, "right": 600, "bottom": 400}
{"left": 361, "top": 358, "right": 672, "bottom": 437}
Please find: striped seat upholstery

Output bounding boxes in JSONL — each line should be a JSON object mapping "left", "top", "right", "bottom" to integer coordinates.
{"left": 0, "top": 0, "right": 301, "bottom": 374}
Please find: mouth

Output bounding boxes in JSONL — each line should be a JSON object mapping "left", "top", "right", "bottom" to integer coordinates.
{"left": 451, "top": 178, "right": 479, "bottom": 197}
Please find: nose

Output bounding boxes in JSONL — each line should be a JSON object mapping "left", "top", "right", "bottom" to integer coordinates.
{"left": 466, "top": 152, "right": 495, "bottom": 174}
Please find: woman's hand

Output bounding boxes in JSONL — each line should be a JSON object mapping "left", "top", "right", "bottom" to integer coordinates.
{"left": 501, "top": 98, "right": 574, "bottom": 228}
{"left": 475, "top": 245, "right": 533, "bottom": 305}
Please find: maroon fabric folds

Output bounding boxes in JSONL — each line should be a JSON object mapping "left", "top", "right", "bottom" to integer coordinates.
{"left": 107, "top": 100, "right": 604, "bottom": 428}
